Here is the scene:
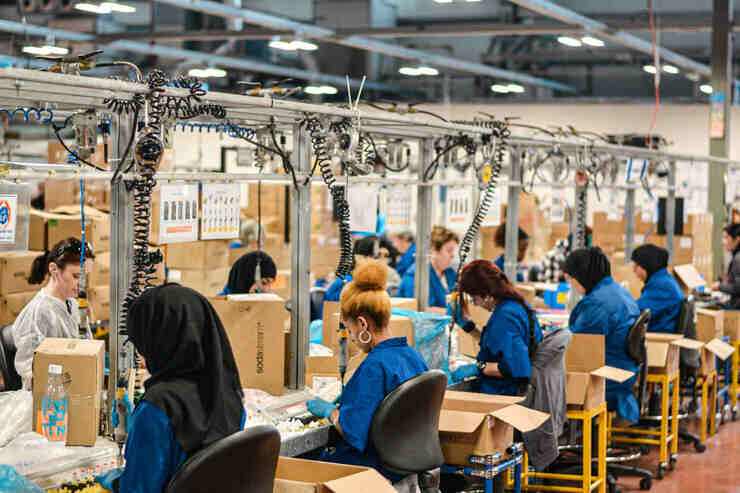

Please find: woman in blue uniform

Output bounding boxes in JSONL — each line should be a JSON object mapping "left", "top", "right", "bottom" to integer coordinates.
{"left": 398, "top": 226, "right": 458, "bottom": 312}
{"left": 392, "top": 231, "right": 416, "bottom": 277}
{"left": 632, "top": 244, "right": 685, "bottom": 333}
{"left": 492, "top": 224, "right": 529, "bottom": 283}
{"left": 219, "top": 250, "right": 277, "bottom": 295}
{"left": 305, "top": 260, "right": 429, "bottom": 483}
{"left": 563, "top": 247, "right": 640, "bottom": 423}
{"left": 713, "top": 223, "right": 740, "bottom": 308}
{"left": 449, "top": 260, "right": 543, "bottom": 396}
{"left": 96, "top": 284, "right": 245, "bottom": 493}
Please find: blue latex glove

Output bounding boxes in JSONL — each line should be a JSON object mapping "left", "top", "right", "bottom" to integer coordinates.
{"left": 95, "top": 468, "right": 122, "bottom": 492}
{"left": 306, "top": 398, "right": 337, "bottom": 419}
{"left": 451, "top": 364, "right": 479, "bottom": 384}
{"left": 446, "top": 300, "right": 470, "bottom": 329}
{"left": 111, "top": 393, "right": 135, "bottom": 434}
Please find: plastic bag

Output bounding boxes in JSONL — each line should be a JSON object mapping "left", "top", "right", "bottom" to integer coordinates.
{"left": 0, "top": 390, "right": 33, "bottom": 448}
{"left": 0, "top": 465, "right": 44, "bottom": 493}
{"left": 392, "top": 308, "right": 450, "bottom": 374}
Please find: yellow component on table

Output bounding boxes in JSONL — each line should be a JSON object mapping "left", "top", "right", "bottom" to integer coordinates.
{"left": 47, "top": 478, "right": 109, "bottom": 493}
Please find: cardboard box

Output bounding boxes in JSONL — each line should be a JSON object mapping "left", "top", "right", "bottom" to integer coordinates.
{"left": 673, "top": 264, "right": 707, "bottom": 294}
{"left": 167, "top": 268, "right": 230, "bottom": 296}
{"left": 652, "top": 236, "right": 712, "bottom": 267}
{"left": 517, "top": 284, "right": 536, "bottom": 305}
{"left": 274, "top": 457, "right": 396, "bottom": 493}
{"left": 646, "top": 333, "right": 703, "bottom": 375}
{"left": 683, "top": 213, "right": 713, "bottom": 237}
{"left": 166, "top": 240, "right": 230, "bottom": 270}
{"left": 457, "top": 326, "right": 480, "bottom": 358}
{"left": 32, "top": 338, "right": 105, "bottom": 446}
{"left": 549, "top": 222, "right": 570, "bottom": 248}
{"left": 89, "top": 251, "right": 110, "bottom": 287}
{"left": 438, "top": 391, "right": 549, "bottom": 466}
{"left": 47, "top": 142, "right": 106, "bottom": 169}
{"left": 696, "top": 308, "right": 724, "bottom": 342}
{"left": 0, "top": 291, "right": 37, "bottom": 326}
{"left": 43, "top": 179, "right": 79, "bottom": 211}
{"left": 722, "top": 309, "right": 740, "bottom": 341}
{"left": 82, "top": 182, "right": 109, "bottom": 211}
{"left": 272, "top": 270, "right": 291, "bottom": 301}
{"left": 390, "top": 297, "right": 418, "bottom": 311}
{"left": 210, "top": 294, "right": 289, "bottom": 395}
{"left": 88, "top": 286, "right": 110, "bottom": 323}
{"left": 700, "top": 339, "right": 736, "bottom": 375}
{"left": 610, "top": 254, "right": 643, "bottom": 299}
{"left": 51, "top": 206, "right": 110, "bottom": 253}
{"left": 0, "top": 251, "right": 42, "bottom": 295}
{"left": 565, "top": 334, "right": 634, "bottom": 410}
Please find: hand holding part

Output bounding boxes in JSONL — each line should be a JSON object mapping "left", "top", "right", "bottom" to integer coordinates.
{"left": 306, "top": 398, "right": 337, "bottom": 420}
{"left": 451, "top": 364, "right": 480, "bottom": 383}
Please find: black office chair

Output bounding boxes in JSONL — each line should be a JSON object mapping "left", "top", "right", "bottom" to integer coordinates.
{"left": 370, "top": 370, "right": 447, "bottom": 493}
{"left": 165, "top": 425, "right": 280, "bottom": 493}
{"left": 0, "top": 324, "right": 22, "bottom": 391}
{"left": 309, "top": 287, "right": 326, "bottom": 322}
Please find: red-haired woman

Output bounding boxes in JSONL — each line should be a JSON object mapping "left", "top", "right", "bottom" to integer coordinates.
{"left": 450, "top": 259, "right": 543, "bottom": 396}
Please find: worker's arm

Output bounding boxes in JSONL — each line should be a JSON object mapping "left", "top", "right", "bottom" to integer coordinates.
{"left": 479, "top": 362, "right": 503, "bottom": 378}
{"left": 427, "top": 306, "right": 446, "bottom": 314}
{"left": 330, "top": 408, "right": 343, "bottom": 436}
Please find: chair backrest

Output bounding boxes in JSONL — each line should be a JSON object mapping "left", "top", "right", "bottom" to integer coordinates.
{"left": 0, "top": 324, "right": 21, "bottom": 391}
{"left": 626, "top": 310, "right": 650, "bottom": 413}
{"left": 165, "top": 425, "right": 280, "bottom": 493}
{"left": 310, "top": 288, "right": 326, "bottom": 322}
{"left": 369, "top": 370, "right": 447, "bottom": 475}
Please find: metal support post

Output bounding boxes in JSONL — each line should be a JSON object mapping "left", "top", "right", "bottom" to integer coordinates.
{"left": 289, "top": 123, "right": 312, "bottom": 389}
{"left": 416, "top": 138, "right": 433, "bottom": 311}
{"left": 666, "top": 161, "right": 677, "bottom": 264}
{"left": 710, "top": 0, "right": 733, "bottom": 278}
{"left": 624, "top": 186, "right": 636, "bottom": 261}
{"left": 108, "top": 113, "right": 135, "bottom": 433}
{"left": 504, "top": 146, "right": 521, "bottom": 281}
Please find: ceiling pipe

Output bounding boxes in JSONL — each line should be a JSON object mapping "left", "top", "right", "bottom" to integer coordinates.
{"left": 152, "top": 0, "right": 576, "bottom": 93}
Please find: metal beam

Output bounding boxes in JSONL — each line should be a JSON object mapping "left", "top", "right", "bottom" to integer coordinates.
{"left": 153, "top": 0, "right": 576, "bottom": 92}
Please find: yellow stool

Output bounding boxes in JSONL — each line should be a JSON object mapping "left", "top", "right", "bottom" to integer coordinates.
{"left": 730, "top": 341, "right": 740, "bottom": 418}
{"left": 515, "top": 402, "right": 607, "bottom": 493}
{"left": 610, "top": 371, "right": 679, "bottom": 479}
{"left": 696, "top": 370, "right": 718, "bottom": 443}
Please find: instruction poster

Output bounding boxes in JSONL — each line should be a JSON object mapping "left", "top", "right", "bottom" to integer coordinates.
{"left": 348, "top": 183, "right": 378, "bottom": 233}
{"left": 0, "top": 194, "right": 17, "bottom": 243}
{"left": 159, "top": 184, "right": 199, "bottom": 244}
{"left": 550, "top": 195, "right": 565, "bottom": 223}
{"left": 481, "top": 188, "right": 502, "bottom": 227}
{"left": 384, "top": 185, "right": 412, "bottom": 232}
{"left": 201, "top": 183, "right": 241, "bottom": 240}
{"left": 446, "top": 187, "right": 473, "bottom": 231}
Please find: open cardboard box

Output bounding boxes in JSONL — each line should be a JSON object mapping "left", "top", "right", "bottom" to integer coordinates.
{"left": 438, "top": 391, "right": 549, "bottom": 466}
{"left": 673, "top": 264, "right": 706, "bottom": 295}
{"left": 721, "top": 309, "right": 740, "bottom": 341}
{"left": 565, "top": 334, "right": 634, "bottom": 410}
{"left": 647, "top": 334, "right": 735, "bottom": 376}
{"left": 696, "top": 308, "right": 724, "bottom": 342}
{"left": 274, "top": 457, "right": 396, "bottom": 493}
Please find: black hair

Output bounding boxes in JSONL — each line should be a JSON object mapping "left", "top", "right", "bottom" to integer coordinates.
{"left": 29, "top": 237, "right": 95, "bottom": 285}
{"left": 494, "top": 224, "right": 530, "bottom": 248}
{"left": 396, "top": 231, "right": 415, "bottom": 243}
{"left": 724, "top": 223, "right": 740, "bottom": 239}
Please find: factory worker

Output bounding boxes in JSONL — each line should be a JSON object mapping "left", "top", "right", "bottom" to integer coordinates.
{"left": 712, "top": 223, "right": 740, "bottom": 308}
{"left": 391, "top": 231, "right": 416, "bottom": 277}
{"left": 492, "top": 224, "right": 529, "bottom": 283}
{"left": 219, "top": 251, "right": 277, "bottom": 295}
{"left": 229, "top": 219, "right": 266, "bottom": 249}
{"left": 96, "top": 284, "right": 244, "bottom": 493}
{"left": 534, "top": 227, "right": 593, "bottom": 283}
{"left": 398, "top": 226, "right": 458, "bottom": 312}
{"left": 632, "top": 244, "right": 685, "bottom": 334}
{"left": 449, "top": 260, "right": 543, "bottom": 396}
{"left": 12, "top": 237, "right": 95, "bottom": 389}
{"left": 305, "top": 260, "right": 428, "bottom": 483}
{"left": 563, "top": 247, "right": 640, "bottom": 423}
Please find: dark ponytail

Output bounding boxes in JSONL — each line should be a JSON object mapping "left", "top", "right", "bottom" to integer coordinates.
{"left": 29, "top": 251, "right": 52, "bottom": 285}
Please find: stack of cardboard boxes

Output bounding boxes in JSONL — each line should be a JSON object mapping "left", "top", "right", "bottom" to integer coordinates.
{"left": 651, "top": 213, "right": 714, "bottom": 283}
{"left": 166, "top": 240, "right": 231, "bottom": 296}
{"left": 0, "top": 251, "right": 42, "bottom": 326}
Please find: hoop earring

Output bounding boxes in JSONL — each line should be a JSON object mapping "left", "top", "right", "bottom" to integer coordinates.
{"left": 358, "top": 329, "right": 372, "bottom": 345}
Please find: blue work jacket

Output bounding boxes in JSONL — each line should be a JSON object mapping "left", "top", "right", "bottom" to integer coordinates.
{"left": 637, "top": 268, "right": 685, "bottom": 334}
{"left": 395, "top": 243, "right": 416, "bottom": 277}
{"left": 493, "top": 255, "right": 525, "bottom": 282}
{"left": 397, "top": 264, "right": 456, "bottom": 308}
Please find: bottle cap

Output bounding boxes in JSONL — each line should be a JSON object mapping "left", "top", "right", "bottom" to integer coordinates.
{"left": 48, "top": 364, "right": 63, "bottom": 374}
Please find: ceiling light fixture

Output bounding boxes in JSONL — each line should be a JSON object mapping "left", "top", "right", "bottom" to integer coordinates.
{"left": 416, "top": 66, "right": 439, "bottom": 76}
{"left": 291, "top": 40, "right": 318, "bottom": 51}
{"left": 581, "top": 36, "right": 604, "bottom": 47}
{"left": 433, "top": 0, "right": 454, "bottom": 3}
{"left": 188, "top": 67, "right": 227, "bottom": 78}
{"left": 399, "top": 65, "right": 438, "bottom": 76}
{"left": 491, "top": 84, "right": 510, "bottom": 93}
{"left": 305, "top": 85, "right": 338, "bottom": 95}
{"left": 74, "top": 1, "right": 135, "bottom": 13}
{"left": 506, "top": 83, "right": 525, "bottom": 93}
{"left": 643, "top": 65, "right": 657, "bottom": 74}
{"left": 399, "top": 66, "right": 420, "bottom": 76}
{"left": 662, "top": 64, "right": 679, "bottom": 74}
{"left": 269, "top": 37, "right": 318, "bottom": 52}
{"left": 700, "top": 84, "right": 713, "bottom": 94}
{"left": 557, "top": 36, "right": 582, "bottom": 47}
{"left": 22, "top": 45, "right": 69, "bottom": 56}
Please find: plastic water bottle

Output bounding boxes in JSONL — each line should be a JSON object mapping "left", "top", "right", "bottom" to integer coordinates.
{"left": 39, "top": 364, "right": 69, "bottom": 442}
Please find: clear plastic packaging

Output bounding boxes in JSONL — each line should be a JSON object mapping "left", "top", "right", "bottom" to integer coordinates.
{"left": 0, "top": 390, "right": 32, "bottom": 448}
{"left": 40, "top": 364, "right": 68, "bottom": 442}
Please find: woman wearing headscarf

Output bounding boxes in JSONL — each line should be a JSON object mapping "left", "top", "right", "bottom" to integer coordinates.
{"left": 563, "top": 247, "right": 640, "bottom": 423}
{"left": 96, "top": 284, "right": 245, "bottom": 493}
{"left": 712, "top": 223, "right": 740, "bottom": 308}
{"left": 220, "top": 251, "right": 277, "bottom": 295}
{"left": 632, "top": 244, "right": 685, "bottom": 334}
{"left": 448, "top": 260, "right": 543, "bottom": 396}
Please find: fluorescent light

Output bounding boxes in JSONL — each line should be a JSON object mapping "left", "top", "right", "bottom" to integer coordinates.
{"left": 557, "top": 36, "right": 582, "bottom": 47}
{"left": 700, "top": 84, "right": 713, "bottom": 94}
{"left": 269, "top": 39, "right": 297, "bottom": 51}
{"left": 662, "top": 64, "right": 679, "bottom": 74}
{"left": 291, "top": 40, "right": 318, "bottom": 51}
{"left": 465, "top": 0, "right": 482, "bottom": 2}
{"left": 416, "top": 66, "right": 439, "bottom": 76}
{"left": 581, "top": 36, "right": 604, "bottom": 47}
{"left": 491, "top": 84, "right": 510, "bottom": 93}
{"left": 399, "top": 66, "right": 420, "bottom": 76}
{"left": 506, "top": 83, "right": 525, "bottom": 93}
{"left": 45, "top": 45, "right": 69, "bottom": 55}
{"left": 101, "top": 1, "right": 136, "bottom": 12}
{"left": 188, "top": 67, "right": 226, "bottom": 78}
{"left": 23, "top": 45, "right": 69, "bottom": 56}
{"left": 433, "top": 0, "right": 453, "bottom": 3}
{"left": 75, "top": 2, "right": 107, "bottom": 13}
{"left": 320, "top": 85, "right": 338, "bottom": 95}
{"left": 207, "top": 68, "right": 227, "bottom": 78}
{"left": 305, "top": 85, "right": 337, "bottom": 95}
{"left": 643, "top": 64, "right": 657, "bottom": 74}
{"left": 187, "top": 68, "right": 208, "bottom": 78}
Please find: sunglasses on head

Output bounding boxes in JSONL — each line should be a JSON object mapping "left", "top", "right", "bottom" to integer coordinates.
{"left": 56, "top": 239, "right": 94, "bottom": 259}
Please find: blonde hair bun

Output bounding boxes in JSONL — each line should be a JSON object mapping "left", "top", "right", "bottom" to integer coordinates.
{"left": 352, "top": 259, "right": 388, "bottom": 292}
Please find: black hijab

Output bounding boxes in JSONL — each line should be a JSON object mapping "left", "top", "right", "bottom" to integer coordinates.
{"left": 562, "top": 246, "right": 611, "bottom": 294}
{"left": 226, "top": 251, "right": 277, "bottom": 294}
{"left": 631, "top": 244, "right": 668, "bottom": 280}
{"left": 127, "top": 284, "right": 244, "bottom": 454}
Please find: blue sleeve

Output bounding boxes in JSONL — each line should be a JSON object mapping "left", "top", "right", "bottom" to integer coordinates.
{"left": 480, "top": 306, "right": 532, "bottom": 379}
{"left": 118, "top": 402, "right": 187, "bottom": 493}
{"left": 338, "top": 361, "right": 386, "bottom": 453}
{"left": 569, "top": 297, "right": 608, "bottom": 335}
{"left": 218, "top": 285, "right": 231, "bottom": 296}
{"left": 398, "top": 272, "right": 415, "bottom": 299}
{"left": 325, "top": 279, "right": 344, "bottom": 302}
{"left": 494, "top": 255, "right": 504, "bottom": 271}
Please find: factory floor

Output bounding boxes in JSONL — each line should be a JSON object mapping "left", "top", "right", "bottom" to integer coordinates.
{"left": 615, "top": 413, "right": 740, "bottom": 492}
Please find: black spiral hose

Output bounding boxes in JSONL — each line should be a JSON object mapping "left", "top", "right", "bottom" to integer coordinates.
{"left": 303, "top": 117, "right": 354, "bottom": 277}
{"left": 574, "top": 185, "right": 587, "bottom": 249}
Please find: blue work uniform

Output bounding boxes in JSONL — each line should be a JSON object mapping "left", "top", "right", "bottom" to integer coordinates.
{"left": 493, "top": 255, "right": 525, "bottom": 282}
{"left": 318, "top": 337, "right": 428, "bottom": 482}
{"left": 325, "top": 275, "right": 352, "bottom": 303}
{"left": 637, "top": 268, "right": 685, "bottom": 334}
{"left": 228, "top": 241, "right": 243, "bottom": 249}
{"left": 477, "top": 300, "right": 543, "bottom": 396}
{"left": 569, "top": 277, "right": 640, "bottom": 422}
{"left": 397, "top": 264, "right": 456, "bottom": 309}
{"left": 102, "top": 402, "right": 247, "bottom": 493}
{"left": 396, "top": 243, "right": 416, "bottom": 277}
